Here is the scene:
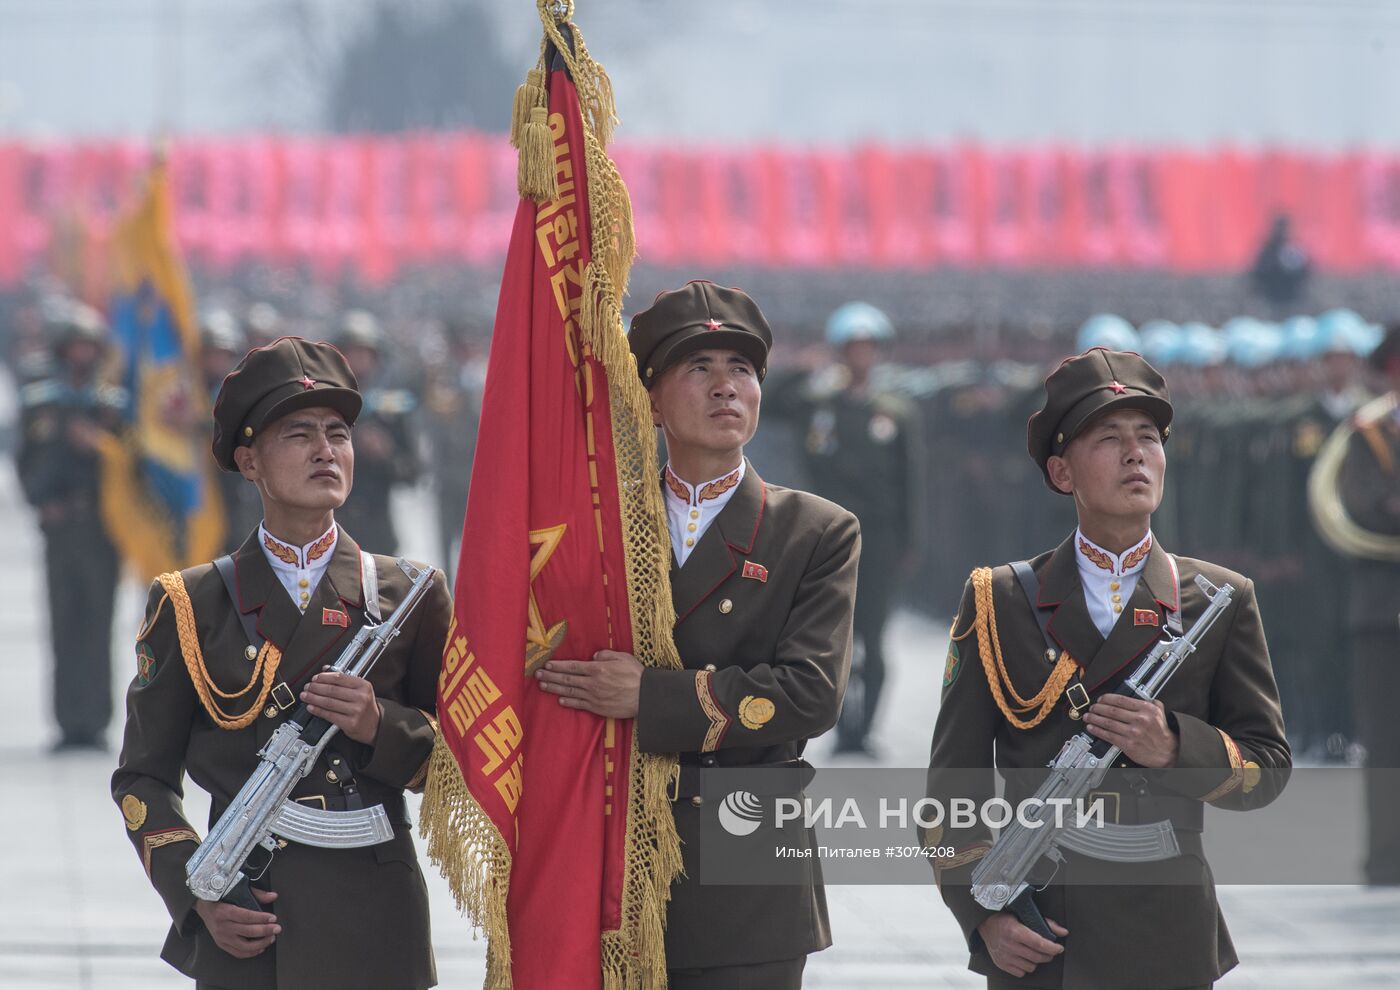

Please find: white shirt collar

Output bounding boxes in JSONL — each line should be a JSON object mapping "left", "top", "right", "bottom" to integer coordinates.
{"left": 258, "top": 522, "right": 339, "bottom": 611}
{"left": 664, "top": 460, "right": 746, "bottom": 508}
{"left": 1074, "top": 528, "right": 1153, "bottom": 638}
{"left": 664, "top": 461, "right": 745, "bottom": 566}
{"left": 1075, "top": 529, "right": 1153, "bottom": 578}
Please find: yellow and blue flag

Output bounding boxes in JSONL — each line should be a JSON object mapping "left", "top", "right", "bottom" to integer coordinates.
{"left": 99, "top": 159, "right": 224, "bottom": 579}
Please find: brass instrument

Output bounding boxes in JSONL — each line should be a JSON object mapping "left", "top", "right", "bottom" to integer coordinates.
{"left": 1307, "top": 393, "right": 1400, "bottom": 563}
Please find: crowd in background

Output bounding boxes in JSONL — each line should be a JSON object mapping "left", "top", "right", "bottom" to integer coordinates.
{"left": 0, "top": 271, "right": 1388, "bottom": 765}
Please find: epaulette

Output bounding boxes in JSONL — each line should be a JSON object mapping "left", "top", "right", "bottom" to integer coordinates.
{"left": 949, "top": 570, "right": 981, "bottom": 640}
{"left": 870, "top": 390, "right": 915, "bottom": 419}
{"left": 803, "top": 365, "right": 851, "bottom": 401}
{"left": 95, "top": 383, "right": 130, "bottom": 411}
{"left": 19, "top": 379, "right": 62, "bottom": 409}
{"left": 366, "top": 388, "right": 417, "bottom": 416}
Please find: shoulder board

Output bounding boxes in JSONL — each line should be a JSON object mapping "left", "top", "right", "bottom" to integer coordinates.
{"left": 366, "top": 389, "right": 417, "bottom": 415}
{"left": 950, "top": 566, "right": 990, "bottom": 639}
{"left": 20, "top": 380, "right": 63, "bottom": 408}
{"left": 95, "top": 383, "right": 130, "bottom": 409}
{"left": 871, "top": 392, "right": 915, "bottom": 417}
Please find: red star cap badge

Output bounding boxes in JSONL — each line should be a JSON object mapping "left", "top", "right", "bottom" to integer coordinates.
{"left": 299, "top": 376, "right": 317, "bottom": 390}
{"left": 1109, "top": 380, "right": 1126, "bottom": 394}
{"left": 704, "top": 318, "right": 723, "bottom": 331}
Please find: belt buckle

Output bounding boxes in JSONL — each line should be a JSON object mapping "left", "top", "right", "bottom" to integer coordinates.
{"left": 272, "top": 682, "right": 296, "bottom": 711}
{"left": 667, "top": 763, "right": 680, "bottom": 802}
{"left": 1086, "top": 789, "right": 1120, "bottom": 825}
{"left": 1065, "top": 682, "right": 1091, "bottom": 720}
{"left": 295, "top": 795, "right": 329, "bottom": 810}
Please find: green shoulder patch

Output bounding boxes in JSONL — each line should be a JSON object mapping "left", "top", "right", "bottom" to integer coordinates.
{"left": 942, "top": 641, "right": 962, "bottom": 688}
{"left": 136, "top": 641, "right": 157, "bottom": 686}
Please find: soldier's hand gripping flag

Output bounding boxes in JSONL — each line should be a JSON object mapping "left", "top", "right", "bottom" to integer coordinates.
{"left": 420, "top": 4, "right": 683, "bottom": 988}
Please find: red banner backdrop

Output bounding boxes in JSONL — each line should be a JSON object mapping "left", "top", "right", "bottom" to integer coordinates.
{"left": 5, "top": 136, "right": 1400, "bottom": 284}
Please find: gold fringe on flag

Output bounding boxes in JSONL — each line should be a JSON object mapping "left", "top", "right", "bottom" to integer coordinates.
{"left": 422, "top": 3, "right": 682, "bottom": 987}
{"left": 420, "top": 733, "right": 515, "bottom": 989}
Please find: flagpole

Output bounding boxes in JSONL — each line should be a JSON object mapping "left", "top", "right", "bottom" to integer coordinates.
{"left": 157, "top": 0, "right": 184, "bottom": 135}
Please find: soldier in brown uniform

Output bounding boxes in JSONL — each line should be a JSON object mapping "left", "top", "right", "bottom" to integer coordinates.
{"left": 112, "top": 337, "right": 451, "bottom": 989}
{"left": 534, "top": 281, "right": 861, "bottom": 989}
{"left": 1327, "top": 325, "right": 1400, "bottom": 884}
{"left": 925, "top": 347, "right": 1290, "bottom": 989}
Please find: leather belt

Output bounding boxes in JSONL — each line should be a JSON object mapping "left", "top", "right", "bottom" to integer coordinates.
{"left": 670, "top": 759, "right": 815, "bottom": 802}
{"left": 1085, "top": 789, "right": 1204, "bottom": 832}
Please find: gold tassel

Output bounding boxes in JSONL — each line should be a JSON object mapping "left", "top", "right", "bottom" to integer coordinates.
{"left": 509, "top": 68, "right": 545, "bottom": 149}
{"left": 517, "top": 106, "right": 559, "bottom": 203}
{"left": 586, "top": 56, "right": 618, "bottom": 149}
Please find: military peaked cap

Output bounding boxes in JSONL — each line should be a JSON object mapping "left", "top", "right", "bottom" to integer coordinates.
{"left": 628, "top": 280, "right": 772, "bottom": 388}
{"left": 212, "top": 336, "right": 362, "bottom": 471}
{"left": 1027, "top": 347, "right": 1173, "bottom": 493}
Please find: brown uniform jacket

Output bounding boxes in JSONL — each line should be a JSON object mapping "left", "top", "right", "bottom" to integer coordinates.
{"left": 112, "top": 527, "right": 451, "bottom": 990}
{"left": 635, "top": 466, "right": 860, "bottom": 970}
{"left": 926, "top": 535, "right": 1290, "bottom": 989}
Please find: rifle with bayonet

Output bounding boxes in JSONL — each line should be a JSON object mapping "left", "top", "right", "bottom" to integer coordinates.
{"left": 185, "top": 558, "right": 437, "bottom": 911}
{"left": 969, "top": 574, "right": 1235, "bottom": 941}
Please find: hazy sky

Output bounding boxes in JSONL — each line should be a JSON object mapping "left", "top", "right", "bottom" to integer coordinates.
{"left": 3, "top": 0, "right": 1399, "bottom": 148}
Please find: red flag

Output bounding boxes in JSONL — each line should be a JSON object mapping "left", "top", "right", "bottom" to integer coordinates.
{"left": 421, "top": 11, "right": 681, "bottom": 990}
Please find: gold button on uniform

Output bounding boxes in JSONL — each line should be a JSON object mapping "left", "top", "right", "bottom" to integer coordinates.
{"left": 703, "top": 663, "right": 717, "bottom": 672}
{"left": 687, "top": 523, "right": 697, "bottom": 532}
{"left": 689, "top": 509, "right": 699, "bottom": 520}
{"left": 244, "top": 645, "right": 258, "bottom": 661}
{"left": 1110, "top": 581, "right": 1120, "bottom": 591}
{"left": 299, "top": 578, "right": 310, "bottom": 588}
{"left": 691, "top": 796, "right": 703, "bottom": 807}
{"left": 264, "top": 705, "right": 278, "bottom": 719}
{"left": 1111, "top": 594, "right": 1122, "bottom": 603}
{"left": 326, "top": 769, "right": 339, "bottom": 783}
{"left": 1113, "top": 604, "right": 1123, "bottom": 614}
{"left": 685, "top": 538, "right": 694, "bottom": 547}
{"left": 719, "top": 599, "right": 733, "bottom": 614}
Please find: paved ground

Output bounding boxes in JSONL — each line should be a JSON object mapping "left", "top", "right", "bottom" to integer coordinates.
{"left": 2, "top": 470, "right": 1398, "bottom": 988}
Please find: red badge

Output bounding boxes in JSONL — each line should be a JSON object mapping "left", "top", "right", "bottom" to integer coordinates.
{"left": 742, "top": 561, "right": 768, "bottom": 583}
{"left": 322, "top": 608, "right": 349, "bottom": 628}
{"left": 1133, "top": 608, "right": 1158, "bottom": 627}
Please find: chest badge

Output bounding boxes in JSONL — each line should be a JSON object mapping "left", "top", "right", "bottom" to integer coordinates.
{"left": 322, "top": 608, "right": 349, "bottom": 628}
{"left": 742, "top": 560, "right": 768, "bottom": 583}
{"left": 1133, "top": 608, "right": 1159, "bottom": 627}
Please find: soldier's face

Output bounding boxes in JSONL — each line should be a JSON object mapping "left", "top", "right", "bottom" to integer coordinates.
{"left": 234, "top": 406, "right": 355, "bottom": 513}
{"left": 60, "top": 338, "right": 102, "bottom": 376}
{"left": 1048, "top": 409, "right": 1165, "bottom": 520}
{"left": 649, "top": 348, "right": 761, "bottom": 456}
{"left": 842, "top": 339, "right": 880, "bottom": 376}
